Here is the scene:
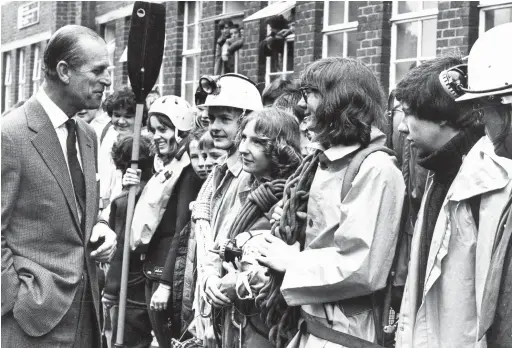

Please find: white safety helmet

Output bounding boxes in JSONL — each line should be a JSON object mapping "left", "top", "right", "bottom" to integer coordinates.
{"left": 198, "top": 73, "right": 263, "bottom": 112}
{"left": 456, "top": 22, "right": 512, "bottom": 102}
{"left": 148, "top": 95, "right": 195, "bottom": 132}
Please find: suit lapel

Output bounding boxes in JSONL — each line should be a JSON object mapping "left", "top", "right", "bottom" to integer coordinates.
{"left": 76, "top": 118, "right": 97, "bottom": 242}
{"left": 26, "top": 98, "right": 82, "bottom": 235}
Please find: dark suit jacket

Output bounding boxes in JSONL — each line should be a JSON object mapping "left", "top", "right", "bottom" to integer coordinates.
{"left": 1, "top": 96, "right": 100, "bottom": 341}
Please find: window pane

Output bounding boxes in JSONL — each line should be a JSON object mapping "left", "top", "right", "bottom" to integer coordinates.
{"left": 187, "top": 25, "right": 196, "bottom": 50}
{"left": 270, "top": 53, "right": 283, "bottom": 73}
{"left": 328, "top": 1, "right": 345, "bottom": 26}
{"left": 185, "top": 56, "right": 196, "bottom": 81}
{"left": 327, "top": 32, "right": 344, "bottom": 57}
{"left": 347, "top": 30, "right": 358, "bottom": 57}
{"left": 396, "top": 22, "right": 418, "bottom": 59}
{"left": 485, "top": 7, "right": 512, "bottom": 32}
{"left": 184, "top": 82, "right": 194, "bottom": 105}
{"left": 224, "top": 1, "right": 244, "bottom": 13}
{"left": 395, "top": 61, "right": 417, "bottom": 83}
{"left": 187, "top": 1, "right": 196, "bottom": 24}
{"left": 286, "top": 41, "right": 294, "bottom": 71}
{"left": 348, "top": 1, "right": 365, "bottom": 22}
{"left": 423, "top": 1, "right": 438, "bottom": 10}
{"left": 421, "top": 19, "right": 437, "bottom": 57}
{"left": 398, "top": 1, "right": 421, "bottom": 14}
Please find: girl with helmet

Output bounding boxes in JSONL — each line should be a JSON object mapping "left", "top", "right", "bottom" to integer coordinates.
{"left": 203, "top": 108, "right": 302, "bottom": 348}
{"left": 122, "top": 95, "right": 203, "bottom": 346}
{"left": 396, "top": 23, "right": 512, "bottom": 348}
{"left": 453, "top": 22, "right": 512, "bottom": 348}
{"left": 190, "top": 73, "right": 263, "bottom": 346}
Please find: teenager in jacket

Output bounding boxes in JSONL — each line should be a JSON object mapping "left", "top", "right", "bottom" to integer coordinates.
{"left": 123, "top": 95, "right": 202, "bottom": 346}
{"left": 452, "top": 23, "right": 512, "bottom": 348}
{"left": 102, "top": 135, "right": 154, "bottom": 348}
{"left": 205, "top": 107, "right": 302, "bottom": 348}
{"left": 394, "top": 56, "right": 489, "bottom": 348}
{"left": 255, "top": 57, "right": 406, "bottom": 348}
{"left": 187, "top": 73, "right": 264, "bottom": 346}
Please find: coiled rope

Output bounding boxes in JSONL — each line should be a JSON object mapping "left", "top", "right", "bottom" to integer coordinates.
{"left": 256, "top": 150, "right": 321, "bottom": 348}
{"left": 226, "top": 179, "right": 287, "bottom": 240}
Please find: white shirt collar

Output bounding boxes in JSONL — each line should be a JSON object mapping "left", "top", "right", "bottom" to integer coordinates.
{"left": 36, "top": 87, "right": 70, "bottom": 129}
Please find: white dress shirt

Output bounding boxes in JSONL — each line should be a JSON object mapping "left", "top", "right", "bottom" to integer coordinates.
{"left": 36, "top": 87, "right": 83, "bottom": 220}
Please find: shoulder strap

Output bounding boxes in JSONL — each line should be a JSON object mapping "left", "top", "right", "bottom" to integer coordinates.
{"left": 100, "top": 121, "right": 112, "bottom": 144}
{"left": 340, "top": 145, "right": 397, "bottom": 202}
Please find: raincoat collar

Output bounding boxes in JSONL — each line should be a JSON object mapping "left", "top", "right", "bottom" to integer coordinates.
{"left": 220, "top": 151, "right": 243, "bottom": 178}
{"left": 447, "top": 136, "right": 512, "bottom": 202}
{"left": 308, "top": 127, "right": 387, "bottom": 163}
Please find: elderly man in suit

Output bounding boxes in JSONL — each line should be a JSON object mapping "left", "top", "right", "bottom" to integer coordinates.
{"left": 1, "top": 25, "right": 117, "bottom": 347}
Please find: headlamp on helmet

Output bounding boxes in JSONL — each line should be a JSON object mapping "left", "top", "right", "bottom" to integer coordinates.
{"left": 199, "top": 75, "right": 222, "bottom": 95}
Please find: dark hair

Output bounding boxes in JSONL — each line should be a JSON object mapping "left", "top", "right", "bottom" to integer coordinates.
{"left": 301, "top": 57, "right": 385, "bottom": 148}
{"left": 218, "top": 19, "right": 233, "bottom": 29}
{"left": 195, "top": 86, "right": 208, "bottom": 106}
{"left": 147, "top": 113, "right": 180, "bottom": 160}
{"left": 272, "top": 82, "right": 306, "bottom": 123}
{"left": 266, "top": 15, "right": 289, "bottom": 31}
{"left": 395, "top": 56, "right": 477, "bottom": 128}
{"left": 103, "top": 86, "right": 148, "bottom": 125}
{"left": 183, "top": 126, "right": 207, "bottom": 155}
{"left": 43, "top": 25, "right": 104, "bottom": 81}
{"left": 111, "top": 134, "right": 154, "bottom": 181}
{"left": 262, "top": 78, "right": 297, "bottom": 106}
{"left": 237, "top": 107, "right": 302, "bottom": 179}
{"left": 199, "top": 130, "right": 215, "bottom": 150}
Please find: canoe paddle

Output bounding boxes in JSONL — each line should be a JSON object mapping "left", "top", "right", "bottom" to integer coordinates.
{"left": 114, "top": 2, "right": 165, "bottom": 347}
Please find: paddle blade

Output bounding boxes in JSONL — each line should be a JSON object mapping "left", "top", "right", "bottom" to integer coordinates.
{"left": 128, "top": 1, "right": 166, "bottom": 102}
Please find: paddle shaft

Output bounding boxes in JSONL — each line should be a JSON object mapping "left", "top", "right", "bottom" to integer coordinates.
{"left": 114, "top": 102, "right": 145, "bottom": 347}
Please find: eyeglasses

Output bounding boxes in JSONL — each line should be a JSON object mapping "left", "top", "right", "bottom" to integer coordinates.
{"left": 299, "top": 86, "right": 319, "bottom": 104}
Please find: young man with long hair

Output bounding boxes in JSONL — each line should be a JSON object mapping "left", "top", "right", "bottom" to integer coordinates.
{"left": 255, "top": 57, "right": 405, "bottom": 348}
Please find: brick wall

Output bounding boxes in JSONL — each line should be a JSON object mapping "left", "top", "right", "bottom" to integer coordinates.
{"left": 437, "top": 1, "right": 479, "bottom": 57}
{"left": 294, "top": 1, "right": 324, "bottom": 79}
{"left": 54, "top": 1, "right": 81, "bottom": 31}
{"left": 162, "top": 1, "right": 184, "bottom": 96}
{"left": 239, "top": 1, "right": 266, "bottom": 84}
{"left": 1, "top": 1, "right": 54, "bottom": 45}
{"left": 358, "top": 1, "right": 392, "bottom": 95}
{"left": 95, "top": 1, "right": 134, "bottom": 17}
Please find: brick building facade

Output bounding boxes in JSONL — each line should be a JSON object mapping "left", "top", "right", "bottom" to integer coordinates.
{"left": 2, "top": 1, "right": 512, "bottom": 113}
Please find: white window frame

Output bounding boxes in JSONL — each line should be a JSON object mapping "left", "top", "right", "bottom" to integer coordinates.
{"left": 322, "top": 1, "right": 359, "bottom": 58}
{"left": 223, "top": 1, "right": 245, "bottom": 16}
{"left": 389, "top": 1, "right": 439, "bottom": 88}
{"left": 17, "top": 49, "right": 25, "bottom": 102}
{"left": 4, "top": 54, "right": 12, "bottom": 110}
{"left": 103, "top": 22, "right": 116, "bottom": 94}
{"left": 18, "top": 1, "right": 40, "bottom": 29}
{"left": 182, "top": 1, "right": 202, "bottom": 106}
{"left": 265, "top": 29, "right": 295, "bottom": 85}
{"left": 479, "top": 1, "right": 512, "bottom": 35}
{"left": 32, "top": 45, "right": 41, "bottom": 93}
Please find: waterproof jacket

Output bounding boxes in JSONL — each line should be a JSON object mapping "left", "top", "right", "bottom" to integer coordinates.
{"left": 396, "top": 137, "right": 512, "bottom": 348}
{"left": 480, "top": 193, "right": 512, "bottom": 347}
{"left": 281, "top": 129, "right": 406, "bottom": 347}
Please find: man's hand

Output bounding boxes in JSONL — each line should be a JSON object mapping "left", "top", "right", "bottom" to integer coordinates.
{"left": 255, "top": 234, "right": 300, "bottom": 273}
{"left": 205, "top": 275, "right": 232, "bottom": 308}
{"left": 90, "top": 222, "right": 117, "bottom": 262}
{"left": 150, "top": 284, "right": 171, "bottom": 311}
